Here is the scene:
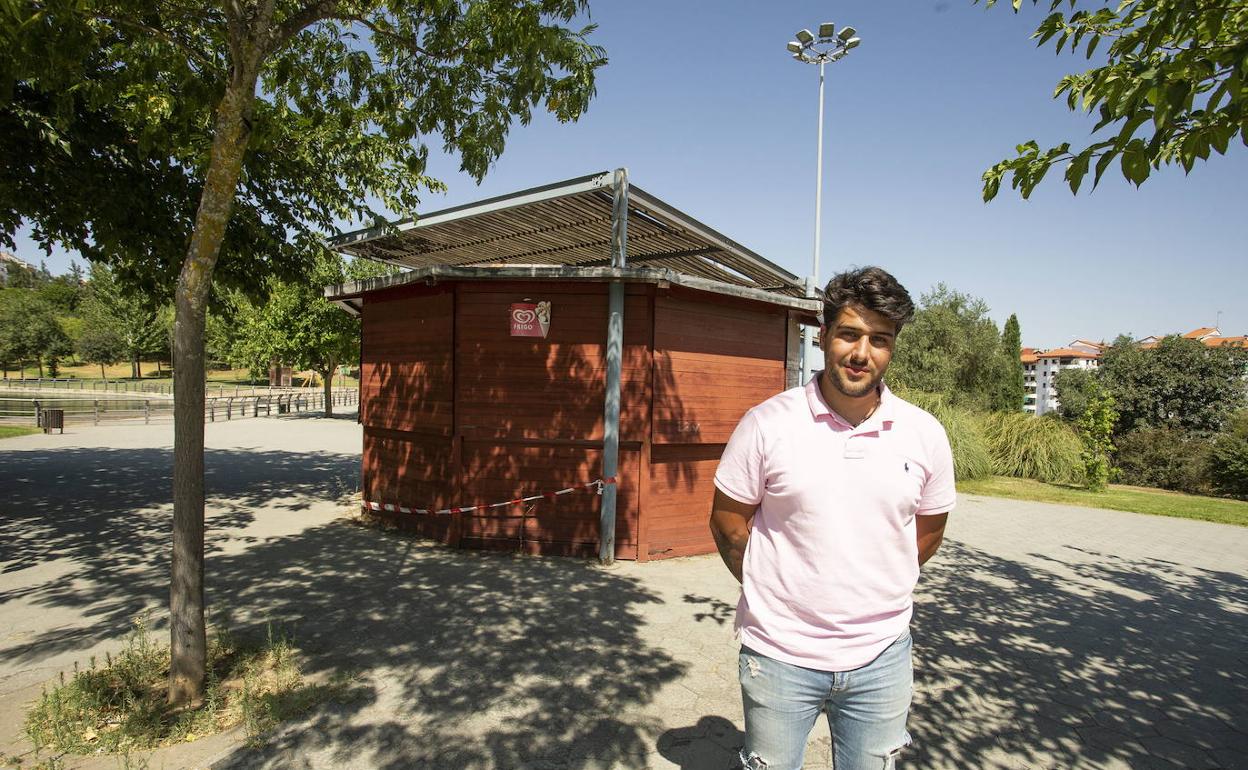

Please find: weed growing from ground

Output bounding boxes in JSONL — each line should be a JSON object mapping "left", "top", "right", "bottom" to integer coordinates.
{"left": 23, "top": 614, "right": 355, "bottom": 756}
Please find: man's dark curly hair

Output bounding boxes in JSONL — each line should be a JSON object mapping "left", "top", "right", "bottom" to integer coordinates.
{"left": 822, "top": 266, "right": 915, "bottom": 331}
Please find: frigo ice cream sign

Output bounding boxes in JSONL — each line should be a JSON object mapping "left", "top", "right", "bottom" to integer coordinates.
{"left": 509, "top": 301, "right": 551, "bottom": 338}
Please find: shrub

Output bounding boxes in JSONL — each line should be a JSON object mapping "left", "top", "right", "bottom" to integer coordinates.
{"left": 1114, "top": 427, "right": 1212, "bottom": 495}
{"left": 895, "top": 388, "right": 992, "bottom": 480}
{"left": 1209, "top": 411, "right": 1248, "bottom": 500}
{"left": 980, "top": 412, "right": 1084, "bottom": 484}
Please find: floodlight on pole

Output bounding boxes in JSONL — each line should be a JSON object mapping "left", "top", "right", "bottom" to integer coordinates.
{"left": 787, "top": 21, "right": 862, "bottom": 386}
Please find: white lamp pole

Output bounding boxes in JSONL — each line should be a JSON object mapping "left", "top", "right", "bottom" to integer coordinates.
{"left": 788, "top": 23, "right": 861, "bottom": 385}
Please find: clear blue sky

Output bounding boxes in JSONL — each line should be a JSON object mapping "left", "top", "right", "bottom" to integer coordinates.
{"left": 13, "top": 0, "right": 1246, "bottom": 348}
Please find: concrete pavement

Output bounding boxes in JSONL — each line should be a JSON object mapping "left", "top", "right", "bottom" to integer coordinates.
{"left": 1, "top": 415, "right": 1245, "bottom": 769}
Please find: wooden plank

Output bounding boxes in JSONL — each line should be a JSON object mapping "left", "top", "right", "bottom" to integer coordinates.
{"left": 458, "top": 443, "right": 640, "bottom": 558}
{"left": 644, "top": 442, "right": 722, "bottom": 559}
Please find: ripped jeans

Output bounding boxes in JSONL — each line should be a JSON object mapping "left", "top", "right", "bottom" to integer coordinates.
{"left": 738, "top": 631, "right": 913, "bottom": 770}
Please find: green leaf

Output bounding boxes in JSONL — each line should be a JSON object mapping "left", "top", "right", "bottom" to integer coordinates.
{"left": 1066, "top": 151, "right": 1091, "bottom": 194}
{"left": 1120, "top": 142, "right": 1150, "bottom": 185}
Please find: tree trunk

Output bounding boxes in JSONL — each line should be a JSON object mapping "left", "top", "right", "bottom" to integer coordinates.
{"left": 322, "top": 365, "right": 333, "bottom": 417}
{"left": 169, "top": 74, "right": 258, "bottom": 709}
{"left": 100, "top": 363, "right": 106, "bottom": 380}
{"left": 37, "top": 359, "right": 43, "bottom": 378}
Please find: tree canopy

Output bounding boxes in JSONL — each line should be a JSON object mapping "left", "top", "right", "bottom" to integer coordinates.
{"left": 889, "top": 284, "right": 1013, "bottom": 410}
{"left": 0, "top": 288, "right": 70, "bottom": 376}
{"left": 226, "top": 252, "right": 387, "bottom": 414}
{"left": 1099, "top": 333, "right": 1247, "bottom": 435}
{"left": 981, "top": 0, "right": 1248, "bottom": 200}
{"left": 996, "top": 313, "right": 1026, "bottom": 412}
{"left": 79, "top": 263, "right": 166, "bottom": 379}
{"left": 2, "top": 0, "right": 607, "bottom": 706}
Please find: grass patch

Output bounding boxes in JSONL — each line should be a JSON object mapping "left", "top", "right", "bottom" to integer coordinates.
{"left": 0, "top": 425, "right": 41, "bottom": 439}
{"left": 958, "top": 475, "right": 1248, "bottom": 527}
{"left": 22, "top": 614, "right": 357, "bottom": 759}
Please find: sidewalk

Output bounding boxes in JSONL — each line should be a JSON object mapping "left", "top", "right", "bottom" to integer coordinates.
{"left": 2, "top": 417, "right": 1245, "bottom": 769}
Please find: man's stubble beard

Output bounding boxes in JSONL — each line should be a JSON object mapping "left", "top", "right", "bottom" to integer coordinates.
{"left": 824, "top": 361, "right": 885, "bottom": 399}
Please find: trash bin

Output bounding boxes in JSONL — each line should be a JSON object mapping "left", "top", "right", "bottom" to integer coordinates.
{"left": 278, "top": 401, "right": 290, "bottom": 414}
{"left": 41, "top": 408, "right": 64, "bottom": 434}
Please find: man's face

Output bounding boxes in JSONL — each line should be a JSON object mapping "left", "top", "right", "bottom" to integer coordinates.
{"left": 821, "top": 304, "right": 898, "bottom": 398}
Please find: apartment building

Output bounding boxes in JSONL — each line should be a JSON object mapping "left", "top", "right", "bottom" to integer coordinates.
{"left": 1022, "top": 343, "right": 1102, "bottom": 416}
{"left": 1022, "top": 328, "right": 1244, "bottom": 416}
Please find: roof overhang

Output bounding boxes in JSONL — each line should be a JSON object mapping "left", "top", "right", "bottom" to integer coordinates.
{"left": 328, "top": 171, "right": 810, "bottom": 298}
{"left": 324, "top": 265, "right": 822, "bottom": 322}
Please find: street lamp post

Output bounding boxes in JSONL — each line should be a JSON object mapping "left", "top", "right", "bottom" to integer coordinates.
{"left": 788, "top": 23, "right": 861, "bottom": 385}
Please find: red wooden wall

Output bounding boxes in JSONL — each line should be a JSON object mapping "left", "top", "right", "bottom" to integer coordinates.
{"left": 643, "top": 291, "right": 788, "bottom": 559}
{"left": 360, "top": 284, "right": 456, "bottom": 544}
{"left": 359, "top": 280, "right": 789, "bottom": 561}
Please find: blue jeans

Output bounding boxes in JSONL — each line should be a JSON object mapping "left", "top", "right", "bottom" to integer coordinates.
{"left": 738, "top": 631, "right": 913, "bottom": 769}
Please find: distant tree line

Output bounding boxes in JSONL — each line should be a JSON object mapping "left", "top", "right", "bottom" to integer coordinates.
{"left": 1055, "top": 336, "right": 1248, "bottom": 499}
{"left": 0, "top": 252, "right": 389, "bottom": 400}
{"left": 887, "top": 286, "right": 1248, "bottom": 499}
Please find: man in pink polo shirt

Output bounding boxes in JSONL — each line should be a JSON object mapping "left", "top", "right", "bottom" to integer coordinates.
{"left": 711, "top": 266, "right": 954, "bottom": 770}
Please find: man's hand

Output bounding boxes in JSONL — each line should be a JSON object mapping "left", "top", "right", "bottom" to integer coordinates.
{"left": 917, "top": 512, "right": 948, "bottom": 566}
{"left": 709, "top": 489, "right": 757, "bottom": 584}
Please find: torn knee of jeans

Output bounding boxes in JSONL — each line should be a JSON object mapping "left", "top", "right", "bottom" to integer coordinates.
{"left": 745, "top": 656, "right": 761, "bottom": 678}
{"left": 738, "top": 748, "right": 768, "bottom": 769}
{"left": 878, "top": 737, "right": 911, "bottom": 769}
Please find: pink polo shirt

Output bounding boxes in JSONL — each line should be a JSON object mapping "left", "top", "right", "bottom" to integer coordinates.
{"left": 714, "top": 377, "right": 956, "bottom": 672}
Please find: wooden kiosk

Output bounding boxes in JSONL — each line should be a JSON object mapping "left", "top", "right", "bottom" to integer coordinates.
{"left": 328, "top": 170, "right": 820, "bottom": 561}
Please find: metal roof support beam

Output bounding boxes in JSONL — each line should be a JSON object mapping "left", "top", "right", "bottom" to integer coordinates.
{"left": 600, "top": 168, "right": 628, "bottom": 565}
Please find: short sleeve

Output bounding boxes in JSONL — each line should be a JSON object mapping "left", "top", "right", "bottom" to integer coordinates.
{"left": 714, "top": 409, "right": 767, "bottom": 506}
{"left": 917, "top": 423, "right": 957, "bottom": 515}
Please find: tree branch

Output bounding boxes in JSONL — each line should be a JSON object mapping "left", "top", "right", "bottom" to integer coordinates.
{"left": 89, "top": 14, "right": 217, "bottom": 71}
{"left": 269, "top": 0, "right": 341, "bottom": 53}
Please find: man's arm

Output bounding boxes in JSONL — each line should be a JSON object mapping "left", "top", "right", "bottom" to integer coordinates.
{"left": 709, "top": 489, "right": 757, "bottom": 584}
{"left": 917, "top": 512, "right": 948, "bottom": 566}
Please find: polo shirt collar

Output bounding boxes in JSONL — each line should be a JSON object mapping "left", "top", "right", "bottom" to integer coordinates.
{"left": 805, "top": 372, "right": 897, "bottom": 432}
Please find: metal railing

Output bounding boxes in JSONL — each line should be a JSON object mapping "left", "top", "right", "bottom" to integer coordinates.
{"left": 1, "top": 377, "right": 352, "bottom": 399}
{"left": 0, "top": 389, "right": 358, "bottom": 427}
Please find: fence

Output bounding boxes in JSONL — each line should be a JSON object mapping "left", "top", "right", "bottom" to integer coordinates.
{"left": 0, "top": 389, "right": 358, "bottom": 428}
{"left": 1, "top": 378, "right": 341, "bottom": 398}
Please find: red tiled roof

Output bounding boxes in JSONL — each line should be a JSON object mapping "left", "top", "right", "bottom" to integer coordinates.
{"left": 1037, "top": 348, "right": 1101, "bottom": 360}
{"left": 1183, "top": 327, "right": 1218, "bottom": 339}
{"left": 1204, "top": 336, "right": 1246, "bottom": 348}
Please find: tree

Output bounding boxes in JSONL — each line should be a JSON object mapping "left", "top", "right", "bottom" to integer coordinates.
{"left": 230, "top": 252, "right": 359, "bottom": 415}
{"left": 981, "top": 0, "right": 1248, "bottom": 200}
{"left": 996, "top": 313, "right": 1026, "bottom": 412}
{"left": 1053, "top": 366, "right": 1098, "bottom": 421}
{"left": 889, "top": 284, "right": 1010, "bottom": 410}
{"left": 3, "top": 0, "right": 604, "bottom": 706}
{"left": 80, "top": 264, "right": 164, "bottom": 379}
{"left": 0, "top": 289, "right": 70, "bottom": 376}
{"left": 1100, "top": 334, "right": 1248, "bottom": 435}
{"left": 1209, "top": 410, "right": 1248, "bottom": 499}
{"left": 1076, "top": 379, "right": 1117, "bottom": 491}
{"left": 76, "top": 323, "right": 127, "bottom": 380}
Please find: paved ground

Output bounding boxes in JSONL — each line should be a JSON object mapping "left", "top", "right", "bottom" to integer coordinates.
{"left": 1, "top": 415, "right": 1246, "bottom": 769}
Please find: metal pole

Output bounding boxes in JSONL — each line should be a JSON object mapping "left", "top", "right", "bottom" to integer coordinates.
{"left": 802, "top": 60, "right": 828, "bottom": 386}
{"left": 814, "top": 58, "right": 826, "bottom": 292}
{"left": 599, "top": 167, "right": 628, "bottom": 565}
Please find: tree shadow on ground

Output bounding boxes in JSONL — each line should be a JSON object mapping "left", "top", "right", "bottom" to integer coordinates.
{"left": 2, "top": 436, "right": 688, "bottom": 769}
{"left": 0, "top": 444, "right": 358, "bottom": 664}
{"left": 204, "top": 521, "right": 686, "bottom": 769}
{"left": 909, "top": 540, "right": 1248, "bottom": 769}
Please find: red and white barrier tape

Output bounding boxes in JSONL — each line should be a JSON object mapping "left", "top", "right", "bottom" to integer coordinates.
{"left": 364, "top": 476, "right": 618, "bottom": 516}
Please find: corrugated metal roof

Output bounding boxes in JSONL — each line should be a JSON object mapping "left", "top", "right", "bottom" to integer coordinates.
{"left": 329, "top": 171, "right": 808, "bottom": 298}
{"left": 324, "top": 265, "right": 822, "bottom": 320}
